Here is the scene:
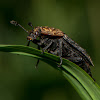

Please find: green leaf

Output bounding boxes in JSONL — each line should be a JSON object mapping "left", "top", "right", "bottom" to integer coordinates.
{"left": 0, "top": 45, "right": 100, "bottom": 100}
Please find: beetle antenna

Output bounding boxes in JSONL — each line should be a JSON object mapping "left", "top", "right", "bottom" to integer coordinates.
{"left": 28, "top": 22, "right": 34, "bottom": 32}
{"left": 10, "top": 20, "right": 28, "bottom": 33}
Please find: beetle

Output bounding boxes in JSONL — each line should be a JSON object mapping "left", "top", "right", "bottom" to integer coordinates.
{"left": 10, "top": 20, "right": 94, "bottom": 79}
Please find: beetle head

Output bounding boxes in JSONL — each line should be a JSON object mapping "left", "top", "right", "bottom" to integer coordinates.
{"left": 27, "top": 22, "right": 41, "bottom": 41}
{"left": 10, "top": 20, "right": 41, "bottom": 41}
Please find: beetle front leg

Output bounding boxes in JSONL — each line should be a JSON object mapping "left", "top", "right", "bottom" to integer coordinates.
{"left": 27, "top": 41, "right": 30, "bottom": 46}
{"left": 27, "top": 39, "right": 41, "bottom": 68}
{"left": 35, "top": 45, "right": 40, "bottom": 68}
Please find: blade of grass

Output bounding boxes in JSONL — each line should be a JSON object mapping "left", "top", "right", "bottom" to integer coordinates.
{"left": 62, "top": 70, "right": 92, "bottom": 100}
{"left": 0, "top": 45, "right": 100, "bottom": 100}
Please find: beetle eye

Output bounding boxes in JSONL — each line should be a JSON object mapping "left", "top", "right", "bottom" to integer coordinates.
{"left": 35, "top": 32, "right": 38, "bottom": 35}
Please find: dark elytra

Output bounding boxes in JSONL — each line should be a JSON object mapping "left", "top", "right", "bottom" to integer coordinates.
{"left": 10, "top": 20, "right": 94, "bottom": 80}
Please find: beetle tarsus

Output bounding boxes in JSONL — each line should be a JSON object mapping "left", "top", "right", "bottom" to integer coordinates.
{"left": 35, "top": 59, "right": 40, "bottom": 68}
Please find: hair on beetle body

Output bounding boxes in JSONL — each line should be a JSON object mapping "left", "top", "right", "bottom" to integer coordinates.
{"left": 10, "top": 20, "right": 94, "bottom": 80}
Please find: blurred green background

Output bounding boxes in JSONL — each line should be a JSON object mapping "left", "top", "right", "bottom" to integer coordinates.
{"left": 0, "top": 0, "right": 100, "bottom": 100}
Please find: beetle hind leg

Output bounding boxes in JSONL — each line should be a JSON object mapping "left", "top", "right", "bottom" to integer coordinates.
{"left": 66, "top": 57, "right": 83, "bottom": 63}
{"left": 58, "top": 39, "right": 63, "bottom": 67}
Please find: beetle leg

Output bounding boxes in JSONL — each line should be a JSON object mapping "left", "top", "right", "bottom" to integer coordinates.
{"left": 27, "top": 41, "right": 30, "bottom": 46}
{"left": 27, "top": 40, "right": 40, "bottom": 68}
{"left": 38, "top": 38, "right": 49, "bottom": 46}
{"left": 49, "top": 48, "right": 58, "bottom": 55}
{"left": 35, "top": 45, "right": 40, "bottom": 68}
{"left": 58, "top": 39, "right": 62, "bottom": 67}
{"left": 42, "top": 40, "right": 53, "bottom": 54}
{"left": 35, "top": 59, "right": 40, "bottom": 68}
{"left": 66, "top": 57, "right": 82, "bottom": 62}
